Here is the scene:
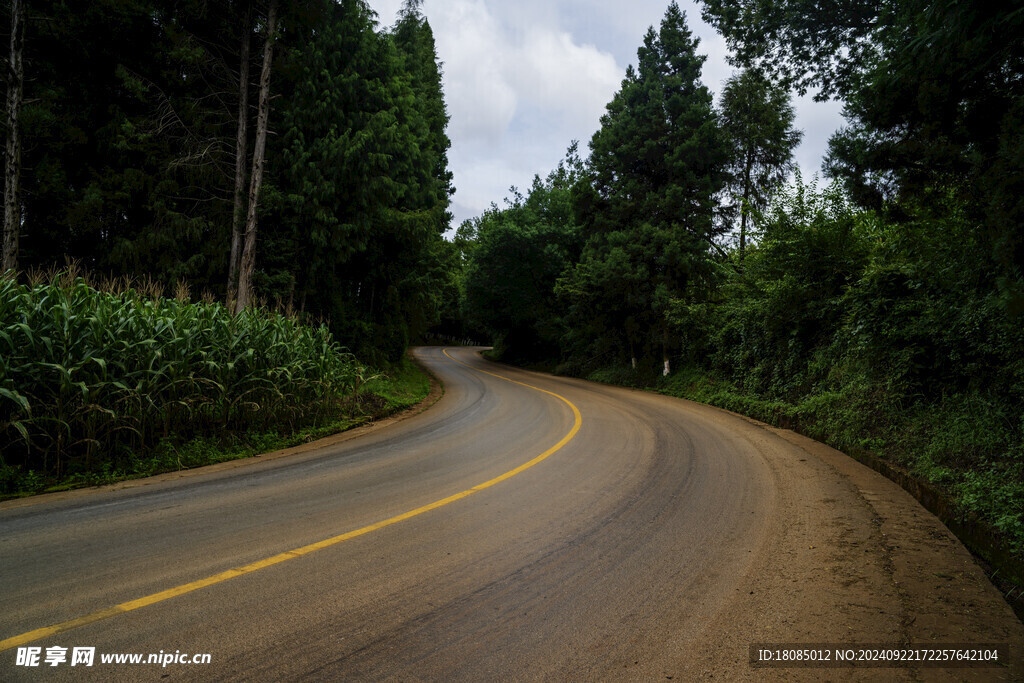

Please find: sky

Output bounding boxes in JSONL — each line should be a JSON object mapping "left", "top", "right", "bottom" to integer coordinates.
{"left": 366, "top": 0, "right": 846, "bottom": 230}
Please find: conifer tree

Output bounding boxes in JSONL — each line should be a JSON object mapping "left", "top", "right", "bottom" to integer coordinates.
{"left": 719, "top": 69, "right": 801, "bottom": 260}
{"left": 392, "top": 0, "right": 453, "bottom": 227}
{"left": 272, "top": 0, "right": 452, "bottom": 361}
{"left": 564, "top": 2, "right": 729, "bottom": 373}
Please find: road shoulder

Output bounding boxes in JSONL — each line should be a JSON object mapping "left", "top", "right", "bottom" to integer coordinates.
{"left": 671, "top": 402, "right": 1024, "bottom": 681}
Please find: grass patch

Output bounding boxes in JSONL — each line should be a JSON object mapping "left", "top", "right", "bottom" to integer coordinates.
{"left": 361, "top": 356, "right": 432, "bottom": 412}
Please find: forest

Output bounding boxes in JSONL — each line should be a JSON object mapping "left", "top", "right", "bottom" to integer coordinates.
{"left": 1, "top": 0, "right": 1023, "bottom": 564}
{"left": 455, "top": 1, "right": 1024, "bottom": 558}
{"left": 0, "top": 0, "right": 452, "bottom": 365}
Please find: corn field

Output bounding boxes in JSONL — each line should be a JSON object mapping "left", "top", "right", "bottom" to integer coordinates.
{"left": 0, "top": 273, "right": 365, "bottom": 489}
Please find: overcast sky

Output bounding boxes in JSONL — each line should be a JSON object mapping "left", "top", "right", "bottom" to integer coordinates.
{"left": 365, "top": 0, "right": 846, "bottom": 230}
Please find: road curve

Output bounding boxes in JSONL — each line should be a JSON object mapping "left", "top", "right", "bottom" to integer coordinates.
{"left": 1, "top": 346, "right": 1021, "bottom": 680}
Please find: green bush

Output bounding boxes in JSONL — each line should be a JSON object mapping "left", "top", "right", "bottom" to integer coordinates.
{"left": 652, "top": 179, "right": 1024, "bottom": 557}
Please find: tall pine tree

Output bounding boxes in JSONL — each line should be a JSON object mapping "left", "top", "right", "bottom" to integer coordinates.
{"left": 266, "top": 0, "right": 452, "bottom": 362}
{"left": 719, "top": 68, "right": 801, "bottom": 260}
{"left": 563, "top": 2, "right": 728, "bottom": 374}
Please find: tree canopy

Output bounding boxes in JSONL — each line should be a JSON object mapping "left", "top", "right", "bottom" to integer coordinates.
{"left": 718, "top": 68, "right": 801, "bottom": 258}
{"left": 700, "top": 0, "right": 1024, "bottom": 312}
{"left": 560, "top": 3, "right": 729, "bottom": 372}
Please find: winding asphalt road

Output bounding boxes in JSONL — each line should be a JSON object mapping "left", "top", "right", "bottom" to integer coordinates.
{"left": 1, "top": 347, "right": 1021, "bottom": 680}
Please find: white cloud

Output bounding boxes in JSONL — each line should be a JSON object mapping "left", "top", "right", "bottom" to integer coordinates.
{"left": 420, "top": 0, "right": 624, "bottom": 226}
{"left": 365, "top": 0, "right": 846, "bottom": 228}
{"left": 512, "top": 28, "right": 620, "bottom": 130}
{"left": 434, "top": 0, "right": 519, "bottom": 144}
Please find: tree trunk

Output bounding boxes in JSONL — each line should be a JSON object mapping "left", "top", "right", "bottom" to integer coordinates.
{"left": 662, "top": 323, "right": 670, "bottom": 376}
{"left": 2, "top": 0, "right": 25, "bottom": 274}
{"left": 739, "top": 150, "right": 753, "bottom": 262}
{"left": 235, "top": 0, "right": 277, "bottom": 314}
{"left": 226, "top": 2, "right": 251, "bottom": 307}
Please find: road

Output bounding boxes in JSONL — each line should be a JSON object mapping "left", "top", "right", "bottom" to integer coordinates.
{"left": 1, "top": 346, "right": 1021, "bottom": 680}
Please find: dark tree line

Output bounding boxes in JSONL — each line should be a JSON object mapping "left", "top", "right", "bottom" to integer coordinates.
{"left": 462, "top": 3, "right": 800, "bottom": 372}
{"left": 461, "top": 0, "right": 1023, "bottom": 383}
{"left": 0, "top": 0, "right": 452, "bottom": 363}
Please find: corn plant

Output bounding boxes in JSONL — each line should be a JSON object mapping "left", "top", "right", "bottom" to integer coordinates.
{"left": 0, "top": 273, "right": 364, "bottom": 489}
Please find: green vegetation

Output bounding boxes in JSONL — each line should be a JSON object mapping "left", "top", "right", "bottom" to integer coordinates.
{"left": 0, "top": 0, "right": 450, "bottom": 497}
{"left": 2, "top": 0, "right": 452, "bottom": 365}
{"left": 663, "top": 177, "right": 1024, "bottom": 552}
{"left": 455, "top": 2, "right": 1024, "bottom": 561}
{"left": 718, "top": 68, "right": 801, "bottom": 260}
{"left": 361, "top": 356, "right": 433, "bottom": 415}
{"left": 1, "top": 0, "right": 1021, "bottom": 569}
{"left": 0, "top": 272, "right": 432, "bottom": 499}
{"left": 561, "top": 5, "right": 730, "bottom": 374}
{"left": 699, "top": 0, "right": 1024, "bottom": 313}
{"left": 461, "top": 145, "right": 585, "bottom": 364}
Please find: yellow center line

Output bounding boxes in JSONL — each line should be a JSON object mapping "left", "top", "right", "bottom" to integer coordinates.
{"left": 0, "top": 347, "right": 583, "bottom": 653}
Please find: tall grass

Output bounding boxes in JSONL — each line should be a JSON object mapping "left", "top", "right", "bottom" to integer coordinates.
{"left": 0, "top": 271, "right": 365, "bottom": 490}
